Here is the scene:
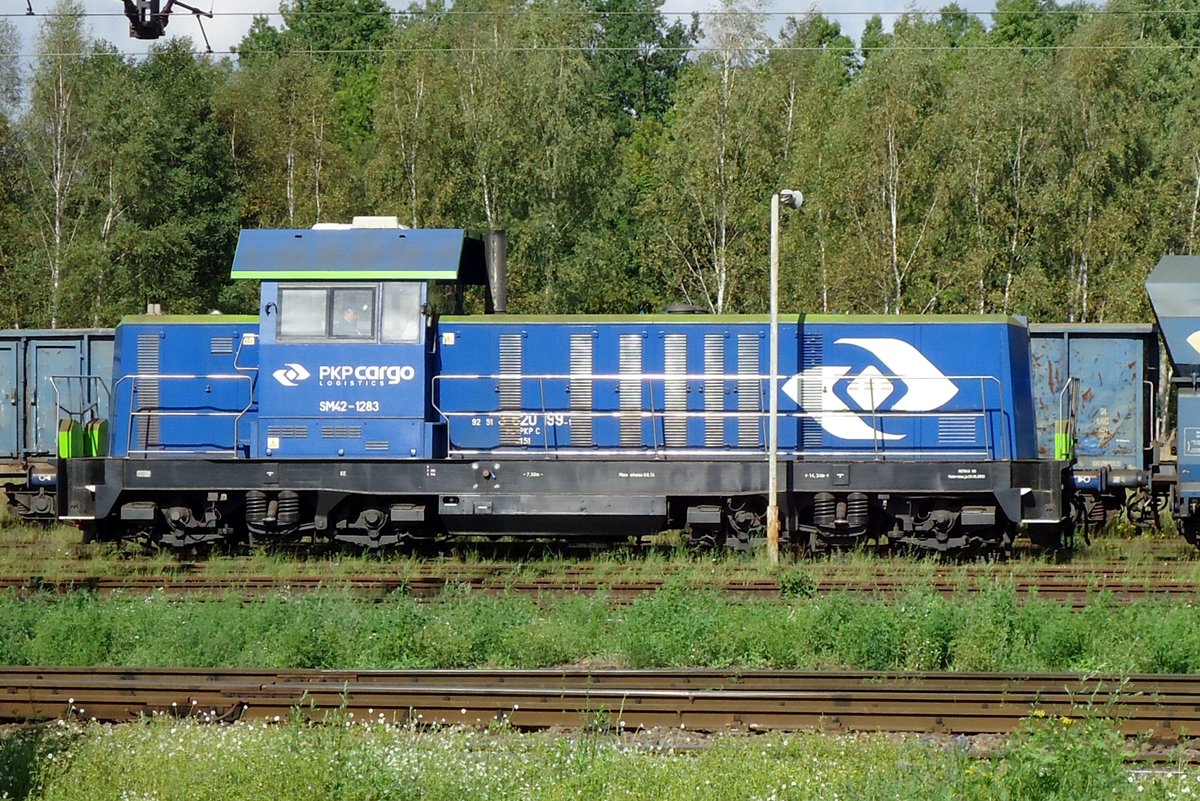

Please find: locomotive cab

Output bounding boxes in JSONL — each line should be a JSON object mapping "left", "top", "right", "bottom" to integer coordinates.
{"left": 231, "top": 221, "right": 488, "bottom": 461}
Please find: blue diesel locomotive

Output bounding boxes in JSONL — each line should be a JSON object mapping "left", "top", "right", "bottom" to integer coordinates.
{"left": 46, "top": 220, "right": 1072, "bottom": 553}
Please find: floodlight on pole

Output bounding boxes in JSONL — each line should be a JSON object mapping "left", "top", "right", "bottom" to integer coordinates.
{"left": 767, "top": 189, "right": 803, "bottom": 565}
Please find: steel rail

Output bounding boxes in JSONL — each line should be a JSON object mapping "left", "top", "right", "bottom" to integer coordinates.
{"left": 1, "top": 668, "right": 1198, "bottom": 739}
{"left": 2, "top": 573, "right": 1197, "bottom": 607}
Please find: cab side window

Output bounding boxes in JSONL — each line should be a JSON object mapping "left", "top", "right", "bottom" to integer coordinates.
{"left": 278, "top": 286, "right": 376, "bottom": 341}
{"left": 278, "top": 288, "right": 327, "bottom": 338}
{"left": 331, "top": 288, "right": 376, "bottom": 339}
{"left": 381, "top": 283, "right": 422, "bottom": 343}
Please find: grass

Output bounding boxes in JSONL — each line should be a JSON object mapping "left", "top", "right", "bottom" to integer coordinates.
{"left": 2, "top": 585, "right": 1200, "bottom": 672}
{"left": 0, "top": 712, "right": 1194, "bottom": 801}
{"left": 0, "top": 515, "right": 1196, "bottom": 588}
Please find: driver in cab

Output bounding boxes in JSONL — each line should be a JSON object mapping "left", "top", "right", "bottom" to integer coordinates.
{"left": 338, "top": 305, "right": 370, "bottom": 337}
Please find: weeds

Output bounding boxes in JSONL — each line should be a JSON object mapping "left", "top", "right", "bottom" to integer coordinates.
{"left": 777, "top": 567, "right": 817, "bottom": 598}
{"left": 2, "top": 585, "right": 1200, "bottom": 672}
{"left": 0, "top": 715, "right": 1196, "bottom": 801}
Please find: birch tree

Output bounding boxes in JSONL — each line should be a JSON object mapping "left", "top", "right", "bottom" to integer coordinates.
{"left": 767, "top": 14, "right": 853, "bottom": 314}
{"left": 22, "top": 1, "right": 91, "bottom": 328}
{"left": 641, "top": 0, "right": 777, "bottom": 313}
{"left": 371, "top": 0, "right": 614, "bottom": 310}
{"left": 824, "top": 15, "right": 953, "bottom": 314}
{"left": 217, "top": 52, "right": 349, "bottom": 228}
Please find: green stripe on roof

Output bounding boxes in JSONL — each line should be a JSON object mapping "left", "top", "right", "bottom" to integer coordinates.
{"left": 119, "top": 315, "right": 259, "bottom": 325}
{"left": 806, "top": 315, "right": 1026, "bottom": 325}
{"left": 443, "top": 314, "right": 772, "bottom": 323}
{"left": 442, "top": 313, "right": 1024, "bottom": 325}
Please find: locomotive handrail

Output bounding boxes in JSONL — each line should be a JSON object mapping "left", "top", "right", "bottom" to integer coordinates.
{"left": 853, "top": 375, "right": 1004, "bottom": 461}
{"left": 233, "top": 333, "right": 259, "bottom": 374}
{"left": 111, "top": 373, "right": 255, "bottom": 458}
{"left": 47, "top": 374, "right": 111, "bottom": 422}
{"left": 433, "top": 371, "right": 1010, "bottom": 460}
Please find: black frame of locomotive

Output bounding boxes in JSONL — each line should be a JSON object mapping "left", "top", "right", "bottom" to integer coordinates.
{"left": 59, "top": 452, "right": 1067, "bottom": 553}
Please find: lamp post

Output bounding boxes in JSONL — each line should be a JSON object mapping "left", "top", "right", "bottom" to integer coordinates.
{"left": 768, "top": 189, "right": 803, "bottom": 565}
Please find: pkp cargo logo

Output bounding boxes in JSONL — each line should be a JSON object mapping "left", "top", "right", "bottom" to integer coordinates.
{"left": 272, "top": 363, "right": 311, "bottom": 387}
{"left": 781, "top": 338, "right": 958, "bottom": 441}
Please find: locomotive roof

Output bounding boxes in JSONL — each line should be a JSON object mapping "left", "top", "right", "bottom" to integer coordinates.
{"left": 230, "top": 228, "right": 487, "bottom": 283}
{"left": 441, "top": 313, "right": 1029, "bottom": 324}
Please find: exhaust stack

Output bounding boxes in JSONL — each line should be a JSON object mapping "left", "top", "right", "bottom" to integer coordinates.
{"left": 485, "top": 230, "right": 508, "bottom": 314}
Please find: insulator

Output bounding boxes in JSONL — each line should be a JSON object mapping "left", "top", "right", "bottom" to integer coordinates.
{"left": 277, "top": 491, "right": 300, "bottom": 526}
{"left": 846, "top": 493, "right": 869, "bottom": 529}
{"left": 813, "top": 493, "right": 836, "bottom": 529}
{"left": 245, "top": 491, "right": 266, "bottom": 525}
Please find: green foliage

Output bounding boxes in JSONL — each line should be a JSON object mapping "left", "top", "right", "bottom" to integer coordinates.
{"left": 215, "top": 50, "right": 351, "bottom": 229}
{"left": 0, "top": 717, "right": 1192, "bottom": 801}
{"left": 5, "top": 587, "right": 1200, "bottom": 673}
{"left": 587, "top": 0, "right": 699, "bottom": 132}
{"left": 984, "top": 713, "right": 1129, "bottom": 800}
{"left": 0, "top": 725, "right": 79, "bottom": 800}
{"left": 10, "top": 0, "right": 1200, "bottom": 322}
{"left": 114, "top": 41, "right": 241, "bottom": 314}
{"left": 777, "top": 566, "right": 817, "bottom": 598}
{"left": 241, "top": 0, "right": 395, "bottom": 144}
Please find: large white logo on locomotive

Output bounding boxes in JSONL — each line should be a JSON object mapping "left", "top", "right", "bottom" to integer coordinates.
{"left": 318, "top": 364, "right": 415, "bottom": 386}
{"left": 780, "top": 338, "right": 958, "bottom": 441}
{"left": 272, "top": 363, "right": 311, "bottom": 387}
{"left": 272, "top": 363, "right": 416, "bottom": 387}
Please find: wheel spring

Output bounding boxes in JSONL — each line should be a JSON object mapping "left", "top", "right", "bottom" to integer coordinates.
{"left": 846, "top": 493, "right": 869, "bottom": 529}
{"left": 277, "top": 491, "right": 300, "bottom": 527}
{"left": 245, "top": 490, "right": 267, "bottom": 525}
{"left": 813, "top": 493, "right": 836, "bottom": 529}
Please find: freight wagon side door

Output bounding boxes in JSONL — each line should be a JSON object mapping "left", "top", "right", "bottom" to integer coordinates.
{"left": 26, "top": 338, "right": 87, "bottom": 458}
{"left": 1028, "top": 330, "right": 1067, "bottom": 462}
{"left": 1028, "top": 324, "right": 1155, "bottom": 472}
{"left": 1068, "top": 333, "right": 1147, "bottom": 470}
{"left": 0, "top": 339, "right": 18, "bottom": 461}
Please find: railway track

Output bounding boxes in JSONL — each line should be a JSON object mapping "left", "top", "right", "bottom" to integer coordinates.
{"left": 3, "top": 572, "right": 1197, "bottom": 606}
{"left": 1, "top": 667, "right": 1198, "bottom": 741}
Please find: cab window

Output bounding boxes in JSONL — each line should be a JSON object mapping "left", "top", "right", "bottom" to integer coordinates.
{"left": 331, "top": 288, "right": 375, "bottom": 339}
{"left": 381, "top": 283, "right": 422, "bottom": 343}
{"left": 278, "top": 286, "right": 376, "bottom": 341}
{"left": 278, "top": 288, "right": 327, "bottom": 338}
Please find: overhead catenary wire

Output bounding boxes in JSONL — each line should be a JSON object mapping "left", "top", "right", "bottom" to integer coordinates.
{"left": 11, "top": 41, "right": 1200, "bottom": 58}
{"left": 8, "top": 2, "right": 1200, "bottom": 58}
{"left": 11, "top": 5, "right": 1200, "bottom": 16}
